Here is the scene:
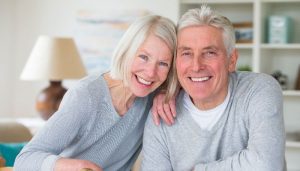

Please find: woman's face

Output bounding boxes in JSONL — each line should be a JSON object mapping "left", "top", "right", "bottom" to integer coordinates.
{"left": 130, "top": 34, "right": 173, "bottom": 97}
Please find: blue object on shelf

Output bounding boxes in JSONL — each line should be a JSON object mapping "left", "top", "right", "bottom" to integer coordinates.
{"left": 268, "top": 16, "right": 293, "bottom": 44}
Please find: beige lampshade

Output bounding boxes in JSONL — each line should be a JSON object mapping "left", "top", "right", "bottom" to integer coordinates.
{"left": 20, "top": 36, "right": 87, "bottom": 81}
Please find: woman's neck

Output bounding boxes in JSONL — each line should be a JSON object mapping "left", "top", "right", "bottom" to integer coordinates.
{"left": 103, "top": 73, "right": 136, "bottom": 116}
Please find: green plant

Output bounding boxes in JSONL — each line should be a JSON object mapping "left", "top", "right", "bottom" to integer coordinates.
{"left": 237, "top": 65, "right": 252, "bottom": 71}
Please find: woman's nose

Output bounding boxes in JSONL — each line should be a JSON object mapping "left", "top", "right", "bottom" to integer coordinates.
{"left": 145, "top": 63, "right": 157, "bottom": 78}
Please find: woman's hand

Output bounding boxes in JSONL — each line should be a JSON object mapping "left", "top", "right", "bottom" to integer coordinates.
{"left": 151, "top": 92, "right": 176, "bottom": 126}
{"left": 55, "top": 158, "right": 103, "bottom": 171}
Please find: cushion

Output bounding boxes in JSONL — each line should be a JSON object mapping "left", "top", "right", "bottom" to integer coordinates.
{"left": 0, "top": 121, "right": 32, "bottom": 143}
{"left": 0, "top": 142, "right": 27, "bottom": 166}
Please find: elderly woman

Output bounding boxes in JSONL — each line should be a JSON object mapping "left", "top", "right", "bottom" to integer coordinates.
{"left": 14, "top": 14, "right": 177, "bottom": 171}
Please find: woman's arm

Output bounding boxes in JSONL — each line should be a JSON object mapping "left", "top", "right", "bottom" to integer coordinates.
{"left": 151, "top": 92, "right": 176, "bottom": 126}
{"left": 55, "top": 158, "right": 103, "bottom": 171}
{"left": 14, "top": 86, "right": 101, "bottom": 171}
{"left": 151, "top": 86, "right": 181, "bottom": 126}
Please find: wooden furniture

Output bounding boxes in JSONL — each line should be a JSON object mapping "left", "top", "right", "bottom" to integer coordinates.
{"left": 132, "top": 153, "right": 142, "bottom": 171}
{"left": 35, "top": 81, "right": 67, "bottom": 120}
{"left": 0, "top": 167, "right": 13, "bottom": 171}
{"left": 179, "top": 0, "right": 300, "bottom": 170}
{"left": 0, "top": 157, "right": 5, "bottom": 168}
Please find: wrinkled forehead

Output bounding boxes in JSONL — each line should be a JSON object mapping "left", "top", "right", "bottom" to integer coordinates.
{"left": 177, "top": 25, "right": 228, "bottom": 52}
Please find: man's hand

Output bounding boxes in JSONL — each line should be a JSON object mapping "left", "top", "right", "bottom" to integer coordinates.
{"left": 151, "top": 92, "right": 176, "bottom": 126}
{"left": 55, "top": 158, "right": 103, "bottom": 171}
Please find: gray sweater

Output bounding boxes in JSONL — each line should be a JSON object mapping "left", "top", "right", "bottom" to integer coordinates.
{"left": 141, "top": 72, "right": 286, "bottom": 171}
{"left": 14, "top": 75, "right": 153, "bottom": 171}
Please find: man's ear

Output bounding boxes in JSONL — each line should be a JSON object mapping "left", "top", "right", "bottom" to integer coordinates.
{"left": 228, "top": 48, "right": 238, "bottom": 72}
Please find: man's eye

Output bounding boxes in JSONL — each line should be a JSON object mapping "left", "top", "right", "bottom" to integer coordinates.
{"left": 139, "top": 54, "right": 148, "bottom": 61}
{"left": 204, "top": 51, "right": 217, "bottom": 57}
{"left": 182, "top": 51, "right": 191, "bottom": 56}
{"left": 159, "top": 61, "right": 169, "bottom": 67}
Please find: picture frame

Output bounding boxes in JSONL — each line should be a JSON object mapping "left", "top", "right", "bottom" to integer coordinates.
{"left": 233, "top": 22, "right": 253, "bottom": 43}
{"left": 295, "top": 66, "right": 300, "bottom": 90}
{"left": 74, "top": 10, "right": 148, "bottom": 75}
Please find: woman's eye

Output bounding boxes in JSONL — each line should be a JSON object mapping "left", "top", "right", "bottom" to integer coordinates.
{"left": 139, "top": 54, "right": 148, "bottom": 61}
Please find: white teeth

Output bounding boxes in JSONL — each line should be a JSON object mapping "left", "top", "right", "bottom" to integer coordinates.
{"left": 191, "top": 77, "right": 210, "bottom": 82}
{"left": 137, "top": 76, "right": 152, "bottom": 85}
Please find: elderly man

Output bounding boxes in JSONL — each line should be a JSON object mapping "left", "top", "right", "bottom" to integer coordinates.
{"left": 141, "top": 5, "right": 286, "bottom": 171}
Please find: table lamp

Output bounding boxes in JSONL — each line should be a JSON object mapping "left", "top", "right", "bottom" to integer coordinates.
{"left": 20, "top": 36, "right": 87, "bottom": 120}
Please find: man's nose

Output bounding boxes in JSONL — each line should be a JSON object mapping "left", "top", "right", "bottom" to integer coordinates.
{"left": 192, "top": 57, "right": 204, "bottom": 72}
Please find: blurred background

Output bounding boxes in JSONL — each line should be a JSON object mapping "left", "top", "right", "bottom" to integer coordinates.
{"left": 0, "top": 0, "right": 178, "bottom": 119}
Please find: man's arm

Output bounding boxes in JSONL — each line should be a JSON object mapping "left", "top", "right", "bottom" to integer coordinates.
{"left": 194, "top": 76, "right": 286, "bottom": 171}
{"left": 141, "top": 114, "right": 172, "bottom": 171}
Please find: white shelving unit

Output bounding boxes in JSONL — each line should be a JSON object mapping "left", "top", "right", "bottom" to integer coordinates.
{"left": 179, "top": 0, "right": 300, "bottom": 170}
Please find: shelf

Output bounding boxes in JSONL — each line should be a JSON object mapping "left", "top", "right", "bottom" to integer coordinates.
{"left": 283, "top": 90, "right": 300, "bottom": 96}
{"left": 261, "top": 44, "right": 300, "bottom": 49}
{"left": 181, "top": 0, "right": 253, "bottom": 4}
{"left": 181, "top": 0, "right": 300, "bottom": 4}
{"left": 286, "top": 141, "right": 300, "bottom": 148}
{"left": 286, "top": 132, "right": 300, "bottom": 148}
{"left": 236, "top": 43, "right": 253, "bottom": 49}
{"left": 261, "top": 0, "right": 300, "bottom": 3}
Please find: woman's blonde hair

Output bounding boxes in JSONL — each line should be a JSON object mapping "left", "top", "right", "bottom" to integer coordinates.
{"left": 110, "top": 14, "right": 177, "bottom": 99}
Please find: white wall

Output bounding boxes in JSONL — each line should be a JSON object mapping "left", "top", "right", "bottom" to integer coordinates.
{"left": 0, "top": 0, "right": 15, "bottom": 117}
{"left": 0, "top": 0, "right": 179, "bottom": 118}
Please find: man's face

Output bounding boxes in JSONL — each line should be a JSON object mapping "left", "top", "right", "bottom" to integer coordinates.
{"left": 176, "top": 25, "right": 237, "bottom": 110}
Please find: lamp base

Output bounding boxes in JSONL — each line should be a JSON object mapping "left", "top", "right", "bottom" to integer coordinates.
{"left": 36, "top": 81, "right": 67, "bottom": 120}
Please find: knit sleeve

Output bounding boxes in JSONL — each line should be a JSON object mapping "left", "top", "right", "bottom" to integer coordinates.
{"left": 194, "top": 74, "right": 286, "bottom": 171}
{"left": 14, "top": 83, "right": 92, "bottom": 171}
{"left": 141, "top": 114, "right": 172, "bottom": 171}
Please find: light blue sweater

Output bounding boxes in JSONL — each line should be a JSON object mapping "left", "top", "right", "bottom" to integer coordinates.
{"left": 142, "top": 72, "right": 286, "bottom": 171}
{"left": 14, "top": 75, "right": 153, "bottom": 171}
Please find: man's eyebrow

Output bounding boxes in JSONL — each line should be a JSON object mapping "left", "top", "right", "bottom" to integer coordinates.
{"left": 177, "top": 46, "right": 191, "bottom": 51}
{"left": 177, "top": 46, "right": 220, "bottom": 53}
{"left": 203, "top": 46, "right": 218, "bottom": 51}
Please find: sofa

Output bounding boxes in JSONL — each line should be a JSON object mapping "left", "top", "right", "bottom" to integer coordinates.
{"left": 0, "top": 120, "right": 141, "bottom": 170}
{"left": 0, "top": 120, "right": 32, "bottom": 143}
{"left": 0, "top": 120, "right": 32, "bottom": 169}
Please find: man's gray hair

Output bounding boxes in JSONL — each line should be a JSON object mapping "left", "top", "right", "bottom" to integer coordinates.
{"left": 178, "top": 5, "right": 235, "bottom": 57}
